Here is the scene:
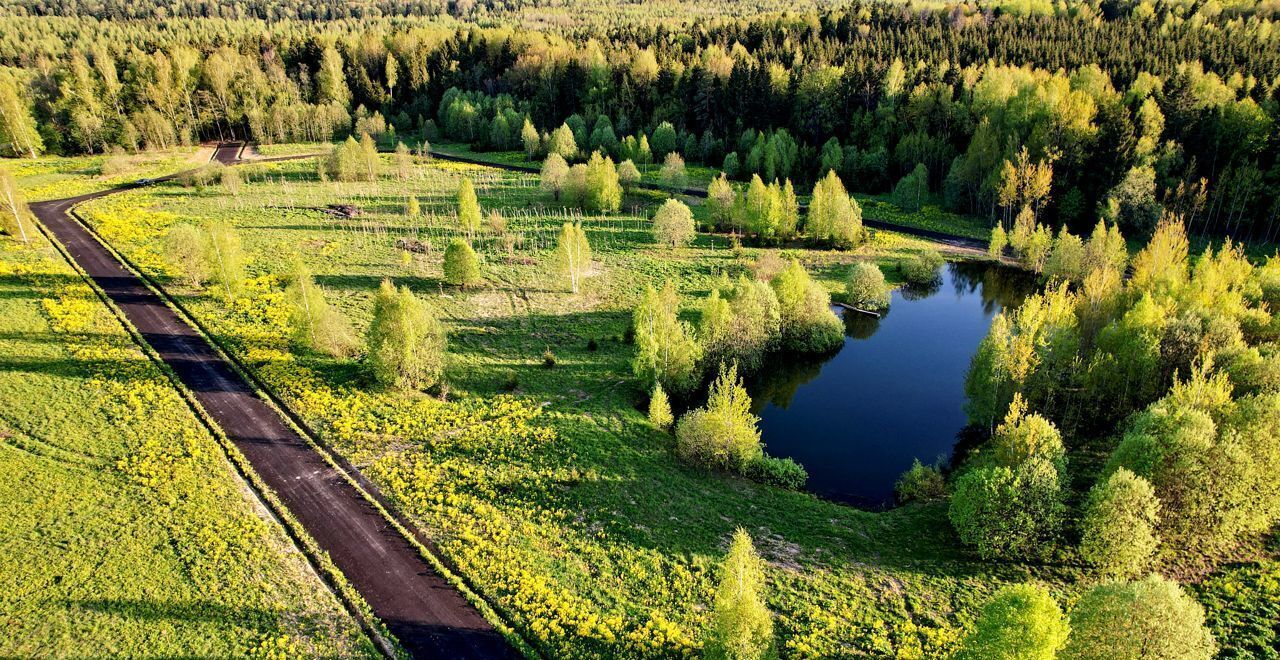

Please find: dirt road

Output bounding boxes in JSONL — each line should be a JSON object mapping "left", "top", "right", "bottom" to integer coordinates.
{"left": 30, "top": 143, "right": 519, "bottom": 659}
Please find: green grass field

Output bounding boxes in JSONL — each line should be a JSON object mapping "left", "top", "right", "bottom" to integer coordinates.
{"left": 10, "top": 148, "right": 215, "bottom": 202}
{"left": 16, "top": 148, "right": 1271, "bottom": 657}
{"left": 65, "top": 152, "right": 1057, "bottom": 657}
{"left": 0, "top": 223, "right": 374, "bottom": 656}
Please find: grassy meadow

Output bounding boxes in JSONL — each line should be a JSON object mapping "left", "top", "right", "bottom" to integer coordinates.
{"left": 4, "top": 146, "right": 1261, "bottom": 657}
{"left": 0, "top": 220, "right": 374, "bottom": 655}
{"left": 68, "top": 151, "right": 1063, "bottom": 658}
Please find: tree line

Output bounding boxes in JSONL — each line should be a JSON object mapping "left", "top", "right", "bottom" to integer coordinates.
{"left": 1, "top": 2, "right": 1278, "bottom": 240}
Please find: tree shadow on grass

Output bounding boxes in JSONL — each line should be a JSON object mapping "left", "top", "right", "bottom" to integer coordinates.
{"left": 66, "top": 598, "right": 277, "bottom": 627}
{"left": 0, "top": 273, "right": 86, "bottom": 299}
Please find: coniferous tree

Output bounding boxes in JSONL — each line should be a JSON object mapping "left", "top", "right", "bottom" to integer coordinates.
{"left": 457, "top": 178, "right": 482, "bottom": 238}
{"left": 705, "top": 528, "right": 774, "bottom": 660}
{"left": 443, "top": 238, "right": 482, "bottom": 287}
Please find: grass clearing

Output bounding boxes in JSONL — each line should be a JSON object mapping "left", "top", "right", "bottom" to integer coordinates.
{"left": 0, "top": 223, "right": 374, "bottom": 656}
{"left": 9, "top": 148, "right": 214, "bottom": 202}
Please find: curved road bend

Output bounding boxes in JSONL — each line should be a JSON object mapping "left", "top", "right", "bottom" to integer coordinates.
{"left": 30, "top": 143, "right": 518, "bottom": 659}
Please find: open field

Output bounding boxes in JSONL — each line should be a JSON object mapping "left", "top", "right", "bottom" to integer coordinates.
{"left": 0, "top": 145, "right": 1267, "bottom": 656}
{"left": 68, "top": 152, "right": 1072, "bottom": 657}
{"left": 11, "top": 148, "right": 216, "bottom": 202}
{"left": 0, "top": 218, "right": 374, "bottom": 656}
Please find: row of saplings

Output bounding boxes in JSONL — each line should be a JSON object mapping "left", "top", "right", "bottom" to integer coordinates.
{"left": 632, "top": 247, "right": 942, "bottom": 491}
{"left": 161, "top": 196, "right": 594, "bottom": 393}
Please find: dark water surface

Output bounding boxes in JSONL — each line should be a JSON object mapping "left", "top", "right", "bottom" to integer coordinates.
{"left": 749, "top": 262, "right": 1035, "bottom": 508}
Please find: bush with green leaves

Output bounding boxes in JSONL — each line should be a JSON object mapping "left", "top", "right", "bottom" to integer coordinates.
{"left": 844, "top": 261, "right": 890, "bottom": 311}
{"left": 164, "top": 223, "right": 210, "bottom": 287}
{"left": 1063, "top": 575, "right": 1216, "bottom": 660}
{"left": 652, "top": 198, "right": 695, "bottom": 248}
{"left": 894, "top": 459, "right": 946, "bottom": 503}
{"left": 632, "top": 280, "right": 702, "bottom": 395}
{"left": 699, "top": 275, "right": 781, "bottom": 375}
{"left": 675, "top": 364, "right": 761, "bottom": 473}
{"left": 366, "top": 279, "right": 447, "bottom": 391}
{"left": 955, "top": 584, "right": 1069, "bottom": 660}
{"left": 949, "top": 457, "right": 1063, "bottom": 560}
{"left": 950, "top": 397, "right": 1066, "bottom": 559}
{"left": 1079, "top": 468, "right": 1159, "bottom": 579}
{"left": 770, "top": 259, "right": 843, "bottom": 353}
{"left": 747, "top": 455, "right": 808, "bottom": 491}
{"left": 705, "top": 529, "right": 775, "bottom": 660}
{"left": 900, "top": 248, "right": 944, "bottom": 286}
{"left": 443, "top": 239, "right": 482, "bottom": 287}
{"left": 286, "top": 261, "right": 355, "bottom": 357}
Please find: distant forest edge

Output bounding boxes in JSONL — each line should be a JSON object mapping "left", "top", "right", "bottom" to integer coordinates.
{"left": 0, "top": 0, "right": 1278, "bottom": 239}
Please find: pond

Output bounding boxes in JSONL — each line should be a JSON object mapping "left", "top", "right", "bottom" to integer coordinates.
{"left": 749, "top": 262, "right": 1036, "bottom": 509}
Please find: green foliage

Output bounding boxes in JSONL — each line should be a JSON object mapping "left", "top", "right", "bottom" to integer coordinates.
{"left": 648, "top": 384, "right": 673, "bottom": 431}
{"left": 366, "top": 279, "right": 446, "bottom": 391}
{"left": 891, "top": 163, "right": 929, "bottom": 212}
{"left": 287, "top": 260, "right": 355, "bottom": 357}
{"left": 583, "top": 151, "right": 622, "bottom": 213}
{"left": 457, "top": 177, "right": 483, "bottom": 236}
{"left": 949, "top": 458, "right": 1064, "bottom": 560}
{"left": 1063, "top": 575, "right": 1216, "bottom": 660}
{"left": 676, "top": 363, "right": 762, "bottom": 473}
{"left": 900, "top": 248, "right": 943, "bottom": 286}
{"left": 206, "top": 220, "right": 244, "bottom": 301}
{"left": 554, "top": 221, "right": 592, "bottom": 294}
{"left": 164, "top": 222, "right": 210, "bottom": 287}
{"left": 540, "top": 152, "right": 569, "bottom": 199}
{"left": 844, "top": 262, "right": 890, "bottom": 311}
{"left": 652, "top": 198, "right": 695, "bottom": 248}
{"left": 1106, "top": 365, "right": 1280, "bottom": 561}
{"left": 633, "top": 281, "right": 703, "bottom": 395}
{"left": 659, "top": 152, "right": 688, "bottom": 192}
{"left": 699, "top": 275, "right": 781, "bottom": 375}
{"left": 706, "top": 529, "right": 775, "bottom": 660}
{"left": 521, "top": 118, "right": 540, "bottom": 160}
{"left": 746, "top": 455, "right": 808, "bottom": 491}
{"left": 807, "top": 170, "right": 862, "bottom": 247}
{"left": 955, "top": 584, "right": 1069, "bottom": 660}
{"left": 650, "top": 121, "right": 678, "bottom": 160}
{"left": 618, "top": 159, "right": 641, "bottom": 190}
{"left": 894, "top": 459, "right": 946, "bottom": 504}
{"left": 988, "top": 225, "right": 1007, "bottom": 259}
{"left": 443, "top": 238, "right": 483, "bottom": 287}
{"left": 548, "top": 123, "right": 578, "bottom": 161}
{"left": 706, "top": 173, "right": 736, "bottom": 230}
{"left": 1079, "top": 468, "right": 1159, "bottom": 579}
{"left": 770, "top": 260, "right": 843, "bottom": 353}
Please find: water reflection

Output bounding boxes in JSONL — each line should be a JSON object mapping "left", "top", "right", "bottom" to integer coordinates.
{"left": 748, "top": 262, "right": 1035, "bottom": 508}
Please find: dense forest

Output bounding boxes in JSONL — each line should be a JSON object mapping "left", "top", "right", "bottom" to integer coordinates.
{"left": 1, "top": 1, "right": 1278, "bottom": 239}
